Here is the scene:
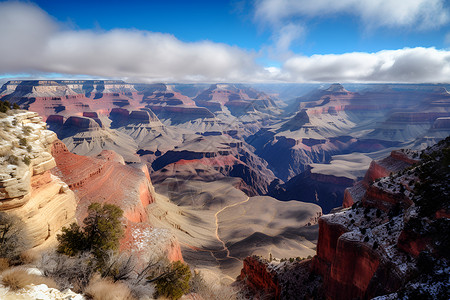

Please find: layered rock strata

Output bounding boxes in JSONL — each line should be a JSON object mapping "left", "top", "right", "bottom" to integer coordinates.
{"left": 0, "top": 111, "right": 77, "bottom": 249}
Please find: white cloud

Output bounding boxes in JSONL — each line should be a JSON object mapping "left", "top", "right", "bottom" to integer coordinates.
{"left": 0, "top": 2, "right": 449, "bottom": 83}
{"left": 255, "top": 0, "right": 449, "bottom": 30}
{"left": 273, "top": 23, "right": 305, "bottom": 54}
{"left": 0, "top": 2, "right": 265, "bottom": 83}
{"left": 445, "top": 32, "right": 450, "bottom": 45}
{"left": 282, "top": 47, "right": 450, "bottom": 83}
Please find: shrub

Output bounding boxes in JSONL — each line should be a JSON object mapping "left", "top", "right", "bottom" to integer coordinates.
{"left": 56, "top": 203, "right": 124, "bottom": 270}
{"left": 101, "top": 251, "right": 137, "bottom": 282}
{"left": 23, "top": 156, "right": 31, "bottom": 166}
{"left": 83, "top": 203, "right": 124, "bottom": 265}
{"left": 1, "top": 267, "right": 58, "bottom": 291}
{"left": 417, "top": 251, "right": 435, "bottom": 274}
{"left": 57, "top": 223, "right": 87, "bottom": 256}
{"left": 373, "top": 241, "right": 379, "bottom": 250}
{"left": 0, "top": 213, "right": 31, "bottom": 264}
{"left": 0, "top": 101, "right": 10, "bottom": 113}
{"left": 12, "top": 103, "right": 20, "bottom": 110}
{"left": 18, "top": 137, "right": 27, "bottom": 146}
{"left": 85, "top": 276, "right": 134, "bottom": 300}
{"left": 376, "top": 209, "right": 382, "bottom": 218}
{"left": 40, "top": 252, "right": 96, "bottom": 293}
{"left": 153, "top": 261, "right": 191, "bottom": 300}
{"left": 0, "top": 258, "right": 9, "bottom": 272}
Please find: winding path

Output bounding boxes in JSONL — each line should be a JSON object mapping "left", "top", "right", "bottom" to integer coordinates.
{"left": 214, "top": 196, "right": 250, "bottom": 262}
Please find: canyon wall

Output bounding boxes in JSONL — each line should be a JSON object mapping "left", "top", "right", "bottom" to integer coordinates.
{"left": 0, "top": 111, "right": 77, "bottom": 250}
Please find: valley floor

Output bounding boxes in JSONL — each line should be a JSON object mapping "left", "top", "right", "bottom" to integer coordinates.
{"left": 148, "top": 178, "right": 321, "bottom": 281}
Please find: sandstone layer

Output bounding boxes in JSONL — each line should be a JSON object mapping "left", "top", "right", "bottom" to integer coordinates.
{"left": 0, "top": 111, "right": 77, "bottom": 250}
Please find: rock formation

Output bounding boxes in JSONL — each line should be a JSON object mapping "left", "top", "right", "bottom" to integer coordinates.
{"left": 310, "top": 138, "right": 450, "bottom": 299}
{"left": 0, "top": 110, "right": 77, "bottom": 250}
{"left": 51, "top": 141, "right": 154, "bottom": 223}
{"left": 240, "top": 137, "right": 449, "bottom": 299}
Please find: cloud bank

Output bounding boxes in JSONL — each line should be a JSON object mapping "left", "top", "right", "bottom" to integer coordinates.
{"left": 0, "top": 1, "right": 449, "bottom": 83}
{"left": 0, "top": 2, "right": 264, "bottom": 83}
{"left": 282, "top": 47, "right": 450, "bottom": 83}
{"left": 255, "top": 0, "right": 449, "bottom": 30}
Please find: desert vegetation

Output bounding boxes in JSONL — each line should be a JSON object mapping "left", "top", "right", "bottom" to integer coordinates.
{"left": 38, "top": 202, "right": 214, "bottom": 299}
{"left": 0, "top": 212, "right": 31, "bottom": 265}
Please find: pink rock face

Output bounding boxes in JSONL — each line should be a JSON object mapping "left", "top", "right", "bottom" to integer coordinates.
{"left": 342, "top": 188, "right": 355, "bottom": 208}
{"left": 390, "top": 150, "right": 420, "bottom": 165}
{"left": 311, "top": 217, "right": 382, "bottom": 300}
{"left": 120, "top": 222, "right": 183, "bottom": 265}
{"left": 46, "top": 115, "right": 64, "bottom": 126}
{"left": 238, "top": 256, "right": 281, "bottom": 299}
{"left": 82, "top": 112, "right": 99, "bottom": 119}
{"left": 364, "top": 160, "right": 391, "bottom": 185}
{"left": 344, "top": 150, "right": 418, "bottom": 208}
{"left": 328, "top": 238, "right": 380, "bottom": 300}
{"left": 311, "top": 217, "right": 349, "bottom": 279}
{"left": 64, "top": 116, "right": 100, "bottom": 130}
{"left": 362, "top": 185, "right": 413, "bottom": 212}
{"left": 51, "top": 141, "right": 155, "bottom": 223}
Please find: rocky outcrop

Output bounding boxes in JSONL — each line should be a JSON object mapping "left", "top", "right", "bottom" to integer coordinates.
{"left": 239, "top": 257, "right": 325, "bottom": 300}
{"left": 238, "top": 256, "right": 281, "bottom": 299}
{"left": 51, "top": 141, "right": 155, "bottom": 223}
{"left": 0, "top": 111, "right": 77, "bottom": 249}
{"left": 310, "top": 207, "right": 406, "bottom": 300}
{"left": 343, "top": 149, "right": 419, "bottom": 207}
{"left": 309, "top": 138, "right": 450, "bottom": 299}
{"left": 121, "top": 223, "right": 183, "bottom": 264}
{"left": 63, "top": 116, "right": 101, "bottom": 132}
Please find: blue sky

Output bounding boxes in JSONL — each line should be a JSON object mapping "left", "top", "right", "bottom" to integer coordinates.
{"left": 31, "top": 0, "right": 449, "bottom": 54}
{"left": 0, "top": 0, "right": 449, "bottom": 83}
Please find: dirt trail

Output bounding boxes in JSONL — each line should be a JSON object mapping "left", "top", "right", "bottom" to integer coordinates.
{"left": 214, "top": 196, "right": 250, "bottom": 262}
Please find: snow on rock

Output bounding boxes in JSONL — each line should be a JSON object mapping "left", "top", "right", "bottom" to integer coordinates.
{"left": 0, "top": 283, "right": 84, "bottom": 300}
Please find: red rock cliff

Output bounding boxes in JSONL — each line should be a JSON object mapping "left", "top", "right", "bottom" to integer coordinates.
{"left": 238, "top": 256, "right": 281, "bottom": 299}
{"left": 51, "top": 141, "right": 155, "bottom": 223}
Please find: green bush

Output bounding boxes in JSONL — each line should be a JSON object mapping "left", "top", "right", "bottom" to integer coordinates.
{"left": 23, "top": 156, "right": 31, "bottom": 166}
{"left": 57, "top": 203, "right": 124, "bottom": 270}
{"left": 153, "top": 261, "right": 191, "bottom": 300}
{"left": 57, "top": 223, "right": 87, "bottom": 256}
{"left": 0, "top": 101, "right": 10, "bottom": 113}
{"left": 18, "top": 137, "right": 27, "bottom": 147}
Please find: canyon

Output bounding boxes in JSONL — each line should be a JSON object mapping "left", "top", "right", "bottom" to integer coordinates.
{"left": 1, "top": 80, "right": 449, "bottom": 299}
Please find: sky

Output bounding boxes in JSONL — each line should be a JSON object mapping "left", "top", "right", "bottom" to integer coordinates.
{"left": 0, "top": 0, "right": 449, "bottom": 83}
